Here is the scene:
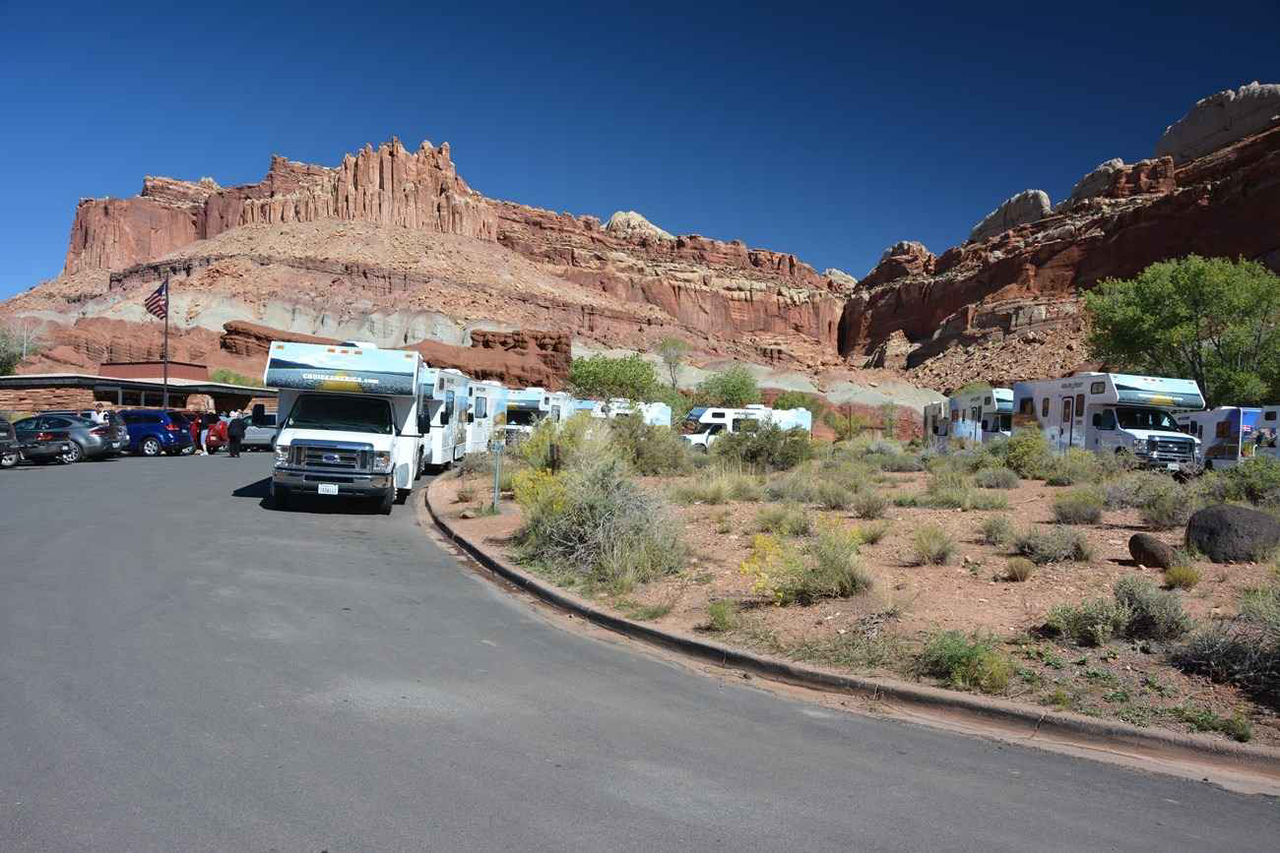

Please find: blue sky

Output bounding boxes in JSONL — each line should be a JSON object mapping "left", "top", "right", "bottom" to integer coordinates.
{"left": 0, "top": 0, "right": 1276, "bottom": 300}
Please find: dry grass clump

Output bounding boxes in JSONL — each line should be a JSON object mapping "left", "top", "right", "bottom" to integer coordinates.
{"left": 1051, "top": 487, "right": 1105, "bottom": 525}
{"left": 911, "top": 523, "right": 956, "bottom": 565}
{"left": 1003, "top": 557, "right": 1036, "bottom": 582}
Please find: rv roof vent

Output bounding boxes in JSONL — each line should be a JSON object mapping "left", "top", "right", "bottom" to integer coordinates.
{"left": 339, "top": 340, "right": 379, "bottom": 348}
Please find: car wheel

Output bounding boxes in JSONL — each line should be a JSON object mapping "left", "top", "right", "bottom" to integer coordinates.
{"left": 379, "top": 486, "right": 395, "bottom": 515}
{"left": 59, "top": 442, "right": 84, "bottom": 464}
{"left": 414, "top": 451, "right": 424, "bottom": 481}
{"left": 272, "top": 485, "right": 291, "bottom": 510}
{"left": 141, "top": 437, "right": 162, "bottom": 457}
{"left": 0, "top": 451, "right": 18, "bottom": 469}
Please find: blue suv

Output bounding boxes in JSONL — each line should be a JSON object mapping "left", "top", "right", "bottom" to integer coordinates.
{"left": 120, "top": 409, "right": 194, "bottom": 456}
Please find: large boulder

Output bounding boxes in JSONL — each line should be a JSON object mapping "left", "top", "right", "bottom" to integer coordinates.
{"left": 967, "top": 190, "right": 1051, "bottom": 243}
{"left": 1185, "top": 505, "right": 1280, "bottom": 563}
{"left": 604, "top": 210, "right": 674, "bottom": 242}
{"left": 1129, "top": 533, "right": 1176, "bottom": 570}
{"left": 1156, "top": 81, "right": 1280, "bottom": 163}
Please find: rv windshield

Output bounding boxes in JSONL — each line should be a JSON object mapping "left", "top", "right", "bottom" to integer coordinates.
{"left": 285, "top": 395, "right": 394, "bottom": 434}
{"left": 1115, "top": 406, "right": 1179, "bottom": 432}
{"left": 506, "top": 410, "right": 540, "bottom": 427}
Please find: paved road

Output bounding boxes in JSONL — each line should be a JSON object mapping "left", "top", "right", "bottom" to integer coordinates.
{"left": 1, "top": 455, "right": 1276, "bottom": 851}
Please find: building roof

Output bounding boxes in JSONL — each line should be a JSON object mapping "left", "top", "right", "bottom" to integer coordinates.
{"left": 0, "top": 372, "right": 276, "bottom": 396}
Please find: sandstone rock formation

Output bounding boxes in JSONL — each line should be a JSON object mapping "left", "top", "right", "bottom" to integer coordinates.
{"left": 1156, "top": 81, "right": 1280, "bottom": 163}
{"left": 967, "top": 190, "right": 1051, "bottom": 243}
{"left": 604, "top": 210, "right": 674, "bottom": 242}
{"left": 1062, "top": 157, "right": 1176, "bottom": 208}
{"left": 857, "top": 241, "right": 935, "bottom": 290}
{"left": 823, "top": 268, "right": 857, "bottom": 287}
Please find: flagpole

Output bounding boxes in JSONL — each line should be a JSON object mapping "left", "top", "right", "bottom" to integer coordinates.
{"left": 162, "top": 278, "right": 170, "bottom": 410}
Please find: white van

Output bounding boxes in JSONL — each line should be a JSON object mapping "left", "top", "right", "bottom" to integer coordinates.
{"left": 1176, "top": 407, "right": 1278, "bottom": 469}
{"left": 1011, "top": 373, "right": 1203, "bottom": 470}
{"left": 263, "top": 340, "right": 424, "bottom": 513}
{"left": 680, "top": 404, "right": 813, "bottom": 451}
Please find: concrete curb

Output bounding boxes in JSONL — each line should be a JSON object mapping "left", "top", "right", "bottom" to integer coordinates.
{"left": 423, "top": 477, "right": 1280, "bottom": 781}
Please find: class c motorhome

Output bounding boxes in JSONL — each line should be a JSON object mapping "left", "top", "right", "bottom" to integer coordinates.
{"left": 262, "top": 340, "right": 425, "bottom": 513}
{"left": 1011, "top": 372, "right": 1203, "bottom": 470}
{"left": 1175, "top": 407, "right": 1279, "bottom": 469}
{"left": 419, "top": 367, "right": 470, "bottom": 468}
{"left": 464, "top": 381, "right": 507, "bottom": 453}
{"left": 924, "top": 388, "right": 1012, "bottom": 451}
{"left": 503, "top": 387, "right": 553, "bottom": 439}
{"left": 680, "top": 404, "right": 813, "bottom": 451}
{"left": 588, "top": 399, "right": 673, "bottom": 427}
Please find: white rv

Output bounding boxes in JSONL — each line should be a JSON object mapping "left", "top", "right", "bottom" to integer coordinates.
{"left": 923, "top": 401, "right": 950, "bottom": 452}
{"left": 926, "top": 387, "right": 1012, "bottom": 451}
{"left": 1011, "top": 372, "right": 1203, "bottom": 470}
{"left": 503, "top": 387, "right": 551, "bottom": 439}
{"left": 589, "top": 398, "right": 673, "bottom": 427}
{"left": 419, "top": 367, "right": 470, "bottom": 468}
{"left": 1175, "top": 407, "right": 1278, "bottom": 469}
{"left": 680, "top": 404, "right": 813, "bottom": 451}
{"left": 262, "top": 340, "right": 424, "bottom": 513}
{"left": 465, "top": 381, "right": 507, "bottom": 453}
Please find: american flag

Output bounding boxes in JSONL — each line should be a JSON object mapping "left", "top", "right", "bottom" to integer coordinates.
{"left": 144, "top": 279, "right": 168, "bottom": 319}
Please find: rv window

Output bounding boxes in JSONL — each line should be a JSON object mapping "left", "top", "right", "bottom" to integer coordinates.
{"left": 1115, "top": 407, "right": 1179, "bottom": 432}
{"left": 981, "top": 419, "right": 989, "bottom": 432}
{"left": 285, "top": 395, "right": 394, "bottom": 435}
{"left": 1075, "top": 394, "right": 1085, "bottom": 415}
{"left": 1267, "top": 411, "right": 1277, "bottom": 422}
{"left": 1094, "top": 409, "right": 1116, "bottom": 431}
{"left": 1091, "top": 381, "right": 1105, "bottom": 395}
{"left": 984, "top": 397, "right": 992, "bottom": 406}
{"left": 474, "top": 398, "right": 488, "bottom": 419}
{"left": 971, "top": 407, "right": 980, "bottom": 422}
{"left": 1216, "top": 421, "right": 1230, "bottom": 439}
{"left": 1041, "top": 398, "right": 1049, "bottom": 417}
{"left": 442, "top": 391, "right": 454, "bottom": 424}
{"left": 999, "top": 414, "right": 1012, "bottom": 432}
{"left": 1018, "top": 398, "right": 1033, "bottom": 415}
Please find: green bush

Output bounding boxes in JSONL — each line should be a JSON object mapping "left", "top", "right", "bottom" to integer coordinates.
{"left": 568, "top": 353, "right": 658, "bottom": 400}
{"left": 755, "top": 503, "right": 814, "bottom": 536}
{"left": 608, "top": 417, "right": 690, "bottom": 475}
{"left": 1217, "top": 456, "right": 1280, "bottom": 505}
{"left": 911, "top": 523, "right": 956, "bottom": 565}
{"left": 1164, "top": 563, "right": 1202, "bottom": 590}
{"left": 1045, "top": 598, "right": 1132, "bottom": 646}
{"left": 514, "top": 457, "right": 685, "bottom": 592}
{"left": 713, "top": 423, "right": 814, "bottom": 471}
{"left": 982, "top": 515, "right": 1015, "bottom": 547}
{"left": 1003, "top": 557, "right": 1035, "bottom": 582}
{"left": 704, "top": 600, "right": 742, "bottom": 632}
{"left": 851, "top": 490, "right": 887, "bottom": 519}
{"left": 878, "top": 452, "right": 925, "bottom": 473}
{"left": 1004, "top": 428, "right": 1053, "bottom": 478}
{"left": 209, "top": 367, "right": 258, "bottom": 387}
{"left": 739, "top": 529, "right": 868, "bottom": 605}
{"left": 670, "top": 470, "right": 762, "bottom": 504}
{"left": 856, "top": 520, "right": 891, "bottom": 544}
{"left": 1052, "top": 487, "right": 1105, "bottom": 525}
{"left": 1112, "top": 574, "right": 1191, "bottom": 640}
{"left": 806, "top": 525, "right": 873, "bottom": 598}
{"left": 1015, "top": 526, "right": 1094, "bottom": 564}
{"left": 770, "top": 390, "right": 823, "bottom": 419}
{"left": 974, "top": 467, "right": 1019, "bottom": 489}
{"left": 1173, "top": 620, "right": 1280, "bottom": 709}
{"left": 919, "top": 631, "right": 1013, "bottom": 694}
{"left": 695, "top": 365, "right": 761, "bottom": 407}
{"left": 518, "top": 413, "right": 595, "bottom": 471}
{"left": 814, "top": 480, "right": 855, "bottom": 511}
{"left": 1139, "top": 479, "right": 1197, "bottom": 530}
{"left": 1102, "top": 471, "right": 1168, "bottom": 509}
{"left": 1044, "top": 448, "right": 1103, "bottom": 486}
{"left": 765, "top": 470, "right": 821, "bottom": 503}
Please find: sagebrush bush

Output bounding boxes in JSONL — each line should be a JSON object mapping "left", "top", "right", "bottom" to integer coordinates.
{"left": 1045, "top": 598, "right": 1132, "bottom": 646}
{"left": 1004, "top": 428, "right": 1053, "bottom": 478}
{"left": 918, "top": 631, "right": 1012, "bottom": 694}
{"left": 974, "top": 466, "right": 1020, "bottom": 489}
{"left": 851, "top": 489, "right": 887, "bottom": 519}
{"left": 608, "top": 416, "right": 691, "bottom": 475}
{"left": 1164, "top": 563, "right": 1202, "bottom": 590}
{"left": 517, "top": 413, "right": 593, "bottom": 471}
{"left": 1113, "top": 574, "right": 1191, "bottom": 640}
{"left": 1217, "top": 456, "right": 1280, "bottom": 504}
{"left": 739, "top": 529, "right": 869, "bottom": 605}
{"left": 981, "top": 515, "right": 1015, "bottom": 547}
{"left": 806, "top": 524, "right": 873, "bottom": 597}
{"left": 1004, "top": 557, "right": 1035, "bottom": 582}
{"left": 1140, "top": 479, "right": 1197, "bottom": 530}
{"left": 1102, "top": 471, "right": 1167, "bottom": 509}
{"left": 713, "top": 423, "right": 814, "bottom": 471}
{"left": 704, "top": 599, "right": 741, "bottom": 632}
{"left": 879, "top": 452, "right": 925, "bottom": 473}
{"left": 912, "top": 523, "right": 956, "bottom": 565}
{"left": 1015, "top": 526, "right": 1094, "bottom": 564}
{"left": 1044, "top": 448, "right": 1103, "bottom": 486}
{"left": 755, "top": 503, "right": 814, "bottom": 536}
{"left": 765, "top": 471, "right": 821, "bottom": 504}
{"left": 1174, "top": 620, "right": 1280, "bottom": 708}
{"left": 1052, "top": 487, "right": 1105, "bottom": 525}
{"left": 857, "top": 520, "right": 891, "bottom": 544}
{"left": 514, "top": 457, "right": 685, "bottom": 592}
{"left": 814, "top": 480, "right": 855, "bottom": 511}
{"left": 672, "top": 471, "right": 763, "bottom": 505}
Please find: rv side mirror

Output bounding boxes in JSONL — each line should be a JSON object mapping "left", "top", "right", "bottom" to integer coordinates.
{"left": 251, "top": 403, "right": 266, "bottom": 426}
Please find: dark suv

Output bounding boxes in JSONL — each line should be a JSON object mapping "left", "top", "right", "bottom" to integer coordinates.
{"left": 44, "top": 409, "right": 129, "bottom": 456}
{"left": 120, "top": 409, "right": 194, "bottom": 456}
{"left": 0, "top": 416, "right": 19, "bottom": 468}
{"left": 11, "top": 415, "right": 115, "bottom": 463}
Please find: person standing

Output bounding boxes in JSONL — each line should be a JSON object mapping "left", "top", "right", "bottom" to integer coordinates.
{"left": 90, "top": 403, "right": 107, "bottom": 424}
{"left": 200, "top": 415, "right": 211, "bottom": 456}
{"left": 227, "top": 414, "right": 246, "bottom": 458}
{"left": 189, "top": 415, "right": 202, "bottom": 454}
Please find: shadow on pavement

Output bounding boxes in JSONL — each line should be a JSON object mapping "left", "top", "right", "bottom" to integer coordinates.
{"left": 232, "top": 476, "right": 384, "bottom": 515}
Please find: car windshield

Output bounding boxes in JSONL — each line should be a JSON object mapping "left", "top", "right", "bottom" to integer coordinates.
{"left": 1115, "top": 406, "right": 1180, "bottom": 432}
{"left": 285, "top": 395, "right": 394, "bottom": 434}
{"left": 167, "top": 412, "right": 190, "bottom": 426}
{"left": 506, "top": 410, "right": 539, "bottom": 426}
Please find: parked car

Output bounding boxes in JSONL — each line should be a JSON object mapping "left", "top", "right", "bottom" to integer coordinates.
{"left": 119, "top": 409, "right": 195, "bottom": 456}
{"left": 241, "top": 411, "right": 277, "bottom": 449}
{"left": 0, "top": 416, "right": 19, "bottom": 468}
{"left": 44, "top": 409, "right": 130, "bottom": 456}
{"left": 11, "top": 414, "right": 115, "bottom": 463}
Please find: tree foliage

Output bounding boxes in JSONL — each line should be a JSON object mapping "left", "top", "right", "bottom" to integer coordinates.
{"left": 567, "top": 354, "right": 658, "bottom": 401}
{"left": 0, "top": 320, "right": 45, "bottom": 376}
{"left": 770, "top": 390, "right": 823, "bottom": 418}
{"left": 655, "top": 336, "right": 688, "bottom": 389}
{"left": 210, "top": 368, "right": 259, "bottom": 387}
{"left": 695, "top": 365, "right": 760, "bottom": 407}
{"left": 1084, "top": 256, "right": 1280, "bottom": 406}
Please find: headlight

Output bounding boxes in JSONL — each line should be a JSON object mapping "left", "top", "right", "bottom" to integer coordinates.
{"left": 372, "top": 450, "right": 393, "bottom": 473}
{"left": 274, "top": 445, "right": 289, "bottom": 467}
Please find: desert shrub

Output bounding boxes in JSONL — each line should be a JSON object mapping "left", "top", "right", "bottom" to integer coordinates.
{"left": 1102, "top": 470, "right": 1168, "bottom": 509}
{"left": 878, "top": 452, "right": 925, "bottom": 473}
{"left": 671, "top": 470, "right": 763, "bottom": 505}
{"left": 456, "top": 451, "right": 495, "bottom": 477}
{"left": 455, "top": 483, "right": 476, "bottom": 503}
{"left": 806, "top": 524, "right": 873, "bottom": 597}
{"left": 1015, "top": 526, "right": 1094, "bottom": 564}
{"left": 893, "top": 493, "right": 920, "bottom": 507}
{"left": 1045, "top": 598, "right": 1132, "bottom": 646}
{"left": 608, "top": 417, "right": 690, "bottom": 476}
{"left": 1139, "top": 479, "right": 1197, "bottom": 530}
{"left": 981, "top": 515, "right": 1015, "bottom": 547}
{"left": 928, "top": 468, "right": 971, "bottom": 494}
{"left": 856, "top": 520, "right": 891, "bottom": 544}
{"left": 695, "top": 365, "right": 760, "bottom": 407}
{"left": 911, "top": 523, "right": 956, "bottom": 565}
{"left": 814, "top": 480, "right": 855, "bottom": 511}
{"left": 1174, "top": 620, "right": 1280, "bottom": 708}
{"left": 713, "top": 423, "right": 814, "bottom": 472}
{"left": 1112, "top": 574, "right": 1191, "bottom": 640}
{"left": 1052, "top": 487, "right": 1105, "bottom": 525}
{"left": 514, "top": 457, "right": 685, "bottom": 591}
{"left": 1216, "top": 456, "right": 1280, "bottom": 505}
{"left": 1004, "top": 428, "right": 1053, "bottom": 478}
{"left": 1169, "top": 707, "right": 1254, "bottom": 743}
{"left": 1044, "top": 448, "right": 1103, "bottom": 486}
{"left": 704, "top": 599, "right": 742, "bottom": 632}
{"left": 851, "top": 489, "right": 887, "bottom": 519}
{"left": 568, "top": 353, "right": 658, "bottom": 400}
{"left": 755, "top": 503, "right": 814, "bottom": 536}
{"left": 1164, "top": 563, "right": 1202, "bottom": 590}
{"left": 1003, "top": 557, "right": 1035, "bottom": 582}
{"left": 974, "top": 467, "right": 1019, "bottom": 489}
{"left": 1239, "top": 583, "right": 1280, "bottom": 628}
{"left": 918, "top": 631, "right": 1012, "bottom": 694}
{"left": 517, "top": 413, "right": 595, "bottom": 471}
{"left": 764, "top": 470, "right": 821, "bottom": 503}
{"left": 739, "top": 531, "right": 866, "bottom": 605}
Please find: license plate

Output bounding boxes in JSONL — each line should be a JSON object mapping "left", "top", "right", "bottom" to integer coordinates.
{"left": 317, "top": 483, "right": 339, "bottom": 495}
{"left": 1166, "top": 463, "right": 1180, "bottom": 471}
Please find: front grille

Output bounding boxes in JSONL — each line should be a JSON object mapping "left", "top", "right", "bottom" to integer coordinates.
{"left": 290, "top": 441, "right": 371, "bottom": 473}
